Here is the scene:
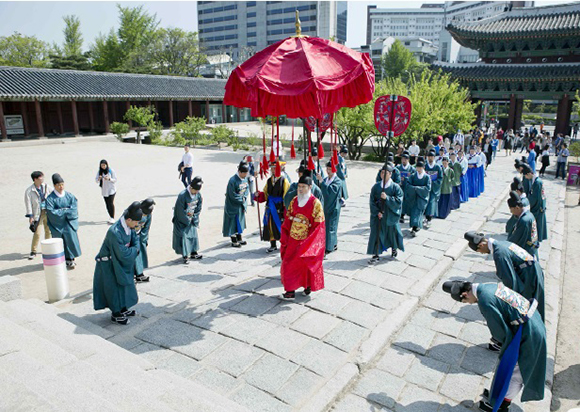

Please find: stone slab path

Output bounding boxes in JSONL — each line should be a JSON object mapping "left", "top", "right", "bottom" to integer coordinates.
{"left": 56, "top": 154, "right": 555, "bottom": 412}
{"left": 331, "top": 167, "right": 566, "bottom": 411}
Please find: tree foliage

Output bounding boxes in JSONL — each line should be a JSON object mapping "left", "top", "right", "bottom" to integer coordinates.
{"left": 110, "top": 122, "right": 130, "bottom": 141}
{"left": 0, "top": 32, "right": 50, "bottom": 67}
{"left": 149, "top": 28, "right": 206, "bottom": 76}
{"left": 379, "top": 39, "right": 427, "bottom": 82}
{"left": 124, "top": 105, "right": 156, "bottom": 144}
{"left": 62, "top": 15, "right": 83, "bottom": 56}
{"left": 336, "top": 69, "right": 475, "bottom": 161}
{"left": 171, "top": 116, "right": 207, "bottom": 145}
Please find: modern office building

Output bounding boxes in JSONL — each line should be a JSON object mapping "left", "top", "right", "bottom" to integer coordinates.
{"left": 197, "top": 1, "right": 348, "bottom": 60}
{"left": 366, "top": 1, "right": 533, "bottom": 63}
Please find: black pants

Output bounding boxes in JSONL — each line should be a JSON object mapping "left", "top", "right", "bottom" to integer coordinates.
{"left": 539, "top": 163, "right": 548, "bottom": 176}
{"left": 104, "top": 193, "right": 115, "bottom": 218}
{"left": 181, "top": 167, "right": 192, "bottom": 188}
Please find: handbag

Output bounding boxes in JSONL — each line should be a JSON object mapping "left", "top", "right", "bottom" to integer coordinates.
{"left": 29, "top": 220, "right": 40, "bottom": 233}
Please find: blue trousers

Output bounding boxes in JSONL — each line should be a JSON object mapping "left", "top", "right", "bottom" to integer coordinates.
{"left": 181, "top": 167, "right": 192, "bottom": 188}
{"left": 555, "top": 162, "right": 567, "bottom": 179}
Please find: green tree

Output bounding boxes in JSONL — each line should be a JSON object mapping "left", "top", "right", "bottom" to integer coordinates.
{"left": 0, "top": 32, "right": 50, "bottom": 67}
{"left": 62, "top": 15, "right": 83, "bottom": 56}
{"left": 50, "top": 54, "right": 91, "bottom": 70}
{"left": 380, "top": 39, "right": 422, "bottom": 81}
{"left": 110, "top": 122, "right": 130, "bottom": 141}
{"left": 171, "top": 116, "right": 207, "bottom": 145}
{"left": 124, "top": 105, "right": 156, "bottom": 144}
{"left": 149, "top": 28, "right": 206, "bottom": 76}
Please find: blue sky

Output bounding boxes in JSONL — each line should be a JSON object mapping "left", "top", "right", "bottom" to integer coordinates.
{"left": 0, "top": 1, "right": 566, "bottom": 51}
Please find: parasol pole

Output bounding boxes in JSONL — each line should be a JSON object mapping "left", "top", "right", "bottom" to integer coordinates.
{"left": 316, "top": 119, "right": 321, "bottom": 174}
{"left": 376, "top": 95, "right": 397, "bottom": 258}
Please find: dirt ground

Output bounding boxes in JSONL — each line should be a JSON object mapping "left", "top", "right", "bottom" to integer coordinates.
{"left": 551, "top": 185, "right": 580, "bottom": 411}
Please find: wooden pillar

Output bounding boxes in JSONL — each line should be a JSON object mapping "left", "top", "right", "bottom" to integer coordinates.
{"left": 222, "top": 103, "right": 227, "bottom": 123}
{"left": 169, "top": 100, "right": 174, "bottom": 127}
{"left": 71, "top": 100, "right": 80, "bottom": 136}
{"left": 34, "top": 99, "right": 45, "bottom": 138}
{"left": 514, "top": 99, "right": 523, "bottom": 132}
{"left": 125, "top": 101, "right": 132, "bottom": 128}
{"left": 507, "top": 94, "right": 517, "bottom": 131}
{"left": 103, "top": 100, "right": 110, "bottom": 134}
{"left": 205, "top": 99, "right": 210, "bottom": 123}
{"left": 555, "top": 94, "right": 572, "bottom": 137}
{"left": 0, "top": 101, "right": 9, "bottom": 141}
{"left": 188, "top": 100, "right": 193, "bottom": 117}
{"left": 88, "top": 102, "right": 95, "bottom": 132}
{"left": 20, "top": 102, "right": 29, "bottom": 136}
{"left": 236, "top": 108, "right": 241, "bottom": 123}
{"left": 56, "top": 102, "right": 64, "bottom": 134}
{"left": 473, "top": 99, "right": 482, "bottom": 126}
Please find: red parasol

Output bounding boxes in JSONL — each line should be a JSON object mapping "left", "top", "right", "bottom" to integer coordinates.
{"left": 224, "top": 30, "right": 375, "bottom": 119}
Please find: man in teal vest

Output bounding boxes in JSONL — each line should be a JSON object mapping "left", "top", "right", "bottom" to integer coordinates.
{"left": 93, "top": 202, "right": 143, "bottom": 325}
{"left": 506, "top": 191, "right": 539, "bottom": 259}
{"left": 443, "top": 280, "right": 546, "bottom": 412}
{"left": 173, "top": 177, "right": 204, "bottom": 263}
{"left": 318, "top": 161, "right": 342, "bottom": 255}
{"left": 223, "top": 162, "right": 250, "bottom": 247}
{"left": 368, "top": 164, "right": 404, "bottom": 264}
{"left": 521, "top": 163, "right": 548, "bottom": 243}
{"left": 134, "top": 198, "right": 155, "bottom": 283}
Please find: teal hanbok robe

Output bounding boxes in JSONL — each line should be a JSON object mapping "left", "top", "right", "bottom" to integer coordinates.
{"left": 93, "top": 220, "right": 139, "bottom": 314}
{"left": 527, "top": 177, "right": 548, "bottom": 242}
{"left": 506, "top": 194, "right": 530, "bottom": 234}
{"left": 173, "top": 190, "right": 202, "bottom": 256}
{"left": 367, "top": 181, "right": 404, "bottom": 255}
{"left": 476, "top": 283, "right": 546, "bottom": 403}
{"left": 405, "top": 172, "right": 431, "bottom": 229}
{"left": 506, "top": 210, "right": 539, "bottom": 259}
{"left": 284, "top": 182, "right": 324, "bottom": 210}
{"left": 490, "top": 239, "right": 545, "bottom": 320}
{"left": 320, "top": 175, "right": 342, "bottom": 251}
{"left": 134, "top": 214, "right": 152, "bottom": 275}
{"left": 222, "top": 174, "right": 249, "bottom": 237}
{"left": 397, "top": 164, "right": 416, "bottom": 216}
{"left": 424, "top": 162, "right": 443, "bottom": 217}
{"left": 336, "top": 155, "right": 349, "bottom": 200}
{"left": 45, "top": 191, "right": 81, "bottom": 260}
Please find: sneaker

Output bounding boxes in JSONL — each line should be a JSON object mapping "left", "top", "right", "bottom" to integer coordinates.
{"left": 333, "top": 245, "right": 338, "bottom": 251}
{"left": 108, "top": 218, "right": 115, "bottom": 224}
{"left": 28, "top": 252, "right": 36, "bottom": 260}
{"left": 231, "top": 242, "right": 241, "bottom": 248}
{"left": 368, "top": 255, "right": 380, "bottom": 265}
{"left": 135, "top": 274, "right": 150, "bottom": 283}
{"left": 488, "top": 341, "right": 502, "bottom": 352}
{"left": 391, "top": 249, "right": 398, "bottom": 258}
{"left": 411, "top": 228, "right": 418, "bottom": 237}
{"left": 478, "top": 399, "right": 510, "bottom": 412}
{"left": 340, "top": 199, "right": 346, "bottom": 208}
{"left": 66, "top": 260, "right": 76, "bottom": 270}
{"left": 279, "top": 291, "right": 295, "bottom": 301}
{"left": 190, "top": 252, "right": 203, "bottom": 260}
{"left": 110, "top": 315, "right": 129, "bottom": 325}
{"left": 303, "top": 287, "right": 311, "bottom": 296}
{"left": 267, "top": 246, "right": 278, "bottom": 253}
{"left": 122, "top": 309, "right": 136, "bottom": 317}
{"left": 239, "top": 240, "right": 247, "bottom": 246}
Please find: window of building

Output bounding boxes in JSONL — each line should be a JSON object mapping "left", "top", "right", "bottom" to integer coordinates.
{"left": 247, "top": 41, "right": 257, "bottom": 47}
{"left": 246, "top": 1, "right": 256, "bottom": 6}
{"left": 248, "top": 32, "right": 257, "bottom": 37}
{"left": 247, "top": 12, "right": 256, "bottom": 18}
{"left": 247, "top": 22, "right": 256, "bottom": 27}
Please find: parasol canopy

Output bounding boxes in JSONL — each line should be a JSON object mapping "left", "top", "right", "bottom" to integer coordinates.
{"left": 224, "top": 36, "right": 375, "bottom": 119}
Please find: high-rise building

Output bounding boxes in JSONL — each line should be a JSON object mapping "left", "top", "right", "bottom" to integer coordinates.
{"left": 366, "top": 1, "right": 534, "bottom": 63}
{"left": 197, "top": 1, "right": 347, "bottom": 61}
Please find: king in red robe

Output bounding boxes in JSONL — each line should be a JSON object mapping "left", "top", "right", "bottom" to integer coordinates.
{"left": 279, "top": 175, "right": 326, "bottom": 300}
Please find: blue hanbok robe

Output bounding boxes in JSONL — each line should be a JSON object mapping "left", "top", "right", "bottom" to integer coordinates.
{"left": 450, "top": 161, "right": 462, "bottom": 210}
{"left": 527, "top": 150, "right": 537, "bottom": 174}
{"left": 396, "top": 163, "right": 416, "bottom": 216}
{"left": 489, "top": 239, "right": 545, "bottom": 320}
{"left": 424, "top": 162, "right": 443, "bottom": 217}
{"left": 284, "top": 182, "right": 324, "bottom": 210}
{"left": 135, "top": 214, "right": 152, "bottom": 276}
{"left": 173, "top": 189, "right": 202, "bottom": 257}
{"left": 93, "top": 220, "right": 139, "bottom": 314}
{"left": 527, "top": 177, "right": 547, "bottom": 242}
{"left": 222, "top": 174, "right": 249, "bottom": 237}
{"left": 467, "top": 154, "right": 480, "bottom": 198}
{"left": 437, "top": 166, "right": 455, "bottom": 219}
{"left": 477, "top": 152, "right": 486, "bottom": 193}
{"left": 336, "top": 155, "right": 349, "bottom": 200}
{"left": 45, "top": 191, "right": 81, "bottom": 260}
{"left": 320, "top": 175, "right": 342, "bottom": 252}
{"left": 506, "top": 194, "right": 531, "bottom": 236}
{"left": 458, "top": 155, "right": 469, "bottom": 203}
{"left": 506, "top": 208, "right": 539, "bottom": 259}
{"left": 367, "top": 180, "right": 404, "bottom": 255}
{"left": 475, "top": 283, "right": 546, "bottom": 405}
{"left": 405, "top": 172, "right": 431, "bottom": 229}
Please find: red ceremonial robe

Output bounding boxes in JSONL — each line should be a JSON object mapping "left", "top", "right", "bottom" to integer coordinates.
{"left": 280, "top": 195, "right": 326, "bottom": 292}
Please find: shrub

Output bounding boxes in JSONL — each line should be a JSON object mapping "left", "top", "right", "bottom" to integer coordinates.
{"left": 110, "top": 122, "right": 130, "bottom": 141}
{"left": 211, "top": 125, "right": 238, "bottom": 149}
{"left": 569, "top": 141, "right": 580, "bottom": 157}
{"left": 147, "top": 120, "right": 164, "bottom": 145}
{"left": 171, "top": 116, "right": 206, "bottom": 145}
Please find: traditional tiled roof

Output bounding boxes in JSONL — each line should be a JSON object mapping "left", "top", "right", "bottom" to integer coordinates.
{"left": 447, "top": 5, "right": 580, "bottom": 48}
{"left": 0, "top": 66, "right": 227, "bottom": 101}
{"left": 435, "top": 63, "right": 580, "bottom": 82}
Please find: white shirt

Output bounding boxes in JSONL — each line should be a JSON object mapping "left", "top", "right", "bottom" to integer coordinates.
{"left": 416, "top": 171, "right": 426, "bottom": 179}
{"left": 182, "top": 152, "right": 194, "bottom": 168}
{"left": 325, "top": 174, "right": 336, "bottom": 185}
{"left": 95, "top": 168, "right": 117, "bottom": 197}
{"left": 55, "top": 190, "right": 66, "bottom": 198}
{"left": 408, "top": 145, "right": 420, "bottom": 156}
{"left": 453, "top": 133, "right": 464, "bottom": 145}
{"left": 120, "top": 217, "right": 130, "bottom": 236}
{"left": 379, "top": 178, "right": 392, "bottom": 189}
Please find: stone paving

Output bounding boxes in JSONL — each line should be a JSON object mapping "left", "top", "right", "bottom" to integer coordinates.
{"left": 331, "top": 167, "right": 566, "bottom": 411}
{"left": 54, "top": 154, "right": 534, "bottom": 412}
